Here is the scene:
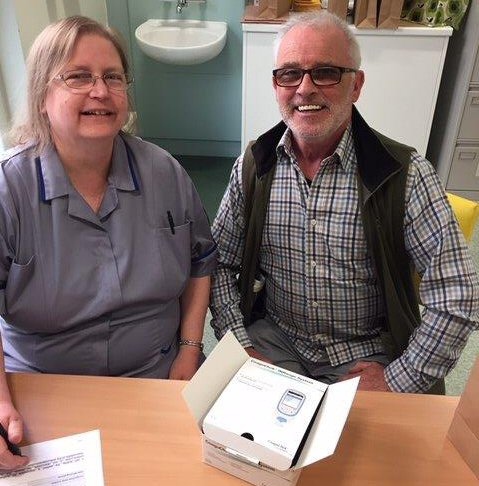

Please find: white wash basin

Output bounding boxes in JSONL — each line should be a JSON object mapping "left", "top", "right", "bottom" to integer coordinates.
{"left": 135, "top": 19, "right": 227, "bottom": 65}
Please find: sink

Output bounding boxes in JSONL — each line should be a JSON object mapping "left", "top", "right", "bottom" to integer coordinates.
{"left": 135, "top": 19, "right": 227, "bottom": 65}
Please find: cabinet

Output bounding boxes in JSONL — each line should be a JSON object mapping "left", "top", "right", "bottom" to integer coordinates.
{"left": 428, "top": 0, "right": 479, "bottom": 201}
{"left": 242, "top": 22, "right": 452, "bottom": 156}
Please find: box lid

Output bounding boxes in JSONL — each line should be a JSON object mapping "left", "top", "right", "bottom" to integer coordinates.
{"left": 182, "top": 331, "right": 249, "bottom": 424}
{"left": 295, "top": 376, "right": 359, "bottom": 468}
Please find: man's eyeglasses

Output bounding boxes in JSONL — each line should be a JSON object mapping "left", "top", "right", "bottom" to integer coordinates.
{"left": 272, "top": 66, "right": 357, "bottom": 87}
{"left": 54, "top": 70, "right": 133, "bottom": 91}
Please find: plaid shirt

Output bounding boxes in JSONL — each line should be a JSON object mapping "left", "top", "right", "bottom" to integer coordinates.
{"left": 210, "top": 126, "right": 479, "bottom": 392}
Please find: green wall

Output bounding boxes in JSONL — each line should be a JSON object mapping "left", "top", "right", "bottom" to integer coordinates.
{"left": 106, "top": 0, "right": 244, "bottom": 157}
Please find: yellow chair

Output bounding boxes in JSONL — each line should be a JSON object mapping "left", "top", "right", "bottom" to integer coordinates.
{"left": 447, "top": 192, "right": 479, "bottom": 242}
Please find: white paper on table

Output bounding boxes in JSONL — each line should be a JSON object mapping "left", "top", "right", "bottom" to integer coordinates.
{"left": 0, "top": 429, "right": 104, "bottom": 485}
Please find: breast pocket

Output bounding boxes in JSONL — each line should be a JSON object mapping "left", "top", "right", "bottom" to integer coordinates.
{"left": 4, "top": 255, "right": 49, "bottom": 330}
{"left": 156, "top": 221, "right": 191, "bottom": 299}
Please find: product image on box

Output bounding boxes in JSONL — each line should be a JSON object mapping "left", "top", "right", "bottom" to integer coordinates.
{"left": 277, "top": 389, "right": 305, "bottom": 419}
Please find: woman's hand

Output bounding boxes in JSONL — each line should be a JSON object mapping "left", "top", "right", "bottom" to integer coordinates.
{"left": 0, "top": 400, "right": 29, "bottom": 470}
{"left": 168, "top": 346, "right": 202, "bottom": 380}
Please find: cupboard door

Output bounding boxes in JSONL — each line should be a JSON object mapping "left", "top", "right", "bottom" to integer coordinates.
{"left": 447, "top": 146, "right": 479, "bottom": 191}
{"left": 457, "top": 91, "right": 479, "bottom": 141}
{"left": 447, "top": 189, "right": 479, "bottom": 201}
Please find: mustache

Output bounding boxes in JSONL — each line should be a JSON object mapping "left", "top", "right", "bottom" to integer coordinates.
{"left": 291, "top": 97, "right": 329, "bottom": 108}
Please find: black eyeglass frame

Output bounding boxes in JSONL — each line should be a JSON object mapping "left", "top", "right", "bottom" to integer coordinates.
{"left": 54, "top": 71, "right": 134, "bottom": 91}
{"left": 272, "top": 65, "right": 358, "bottom": 87}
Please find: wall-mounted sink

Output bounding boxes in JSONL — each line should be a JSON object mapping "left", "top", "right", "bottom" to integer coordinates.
{"left": 135, "top": 19, "right": 227, "bottom": 65}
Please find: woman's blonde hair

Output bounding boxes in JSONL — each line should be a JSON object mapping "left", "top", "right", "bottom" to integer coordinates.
{"left": 8, "top": 15, "right": 132, "bottom": 153}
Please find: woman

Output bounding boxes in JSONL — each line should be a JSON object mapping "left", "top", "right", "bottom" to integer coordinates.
{"left": 0, "top": 16, "right": 217, "bottom": 468}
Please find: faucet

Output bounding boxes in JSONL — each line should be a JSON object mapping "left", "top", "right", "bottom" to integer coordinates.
{"left": 177, "top": 0, "right": 188, "bottom": 13}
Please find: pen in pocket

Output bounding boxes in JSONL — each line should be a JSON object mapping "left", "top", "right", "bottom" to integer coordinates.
{"left": 167, "top": 210, "right": 175, "bottom": 235}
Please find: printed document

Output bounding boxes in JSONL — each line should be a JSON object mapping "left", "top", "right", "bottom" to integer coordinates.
{"left": 0, "top": 429, "right": 104, "bottom": 485}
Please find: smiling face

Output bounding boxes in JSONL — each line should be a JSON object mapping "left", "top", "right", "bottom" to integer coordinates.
{"left": 44, "top": 33, "right": 129, "bottom": 154}
{"left": 274, "top": 24, "right": 364, "bottom": 151}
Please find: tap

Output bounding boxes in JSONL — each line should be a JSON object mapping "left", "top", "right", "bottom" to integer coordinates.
{"left": 177, "top": 0, "right": 188, "bottom": 13}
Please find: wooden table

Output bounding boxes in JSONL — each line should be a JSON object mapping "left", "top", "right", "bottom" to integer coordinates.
{"left": 7, "top": 373, "right": 478, "bottom": 485}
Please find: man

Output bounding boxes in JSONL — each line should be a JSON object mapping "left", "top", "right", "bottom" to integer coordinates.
{"left": 210, "top": 11, "right": 478, "bottom": 393}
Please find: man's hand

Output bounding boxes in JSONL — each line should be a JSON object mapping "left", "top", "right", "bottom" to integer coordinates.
{"left": 168, "top": 346, "right": 202, "bottom": 380}
{"left": 0, "top": 401, "right": 29, "bottom": 470}
{"left": 341, "top": 361, "right": 391, "bottom": 391}
{"left": 245, "top": 347, "right": 273, "bottom": 364}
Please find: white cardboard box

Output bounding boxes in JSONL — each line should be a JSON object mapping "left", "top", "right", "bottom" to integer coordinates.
{"left": 182, "top": 332, "right": 359, "bottom": 486}
{"left": 203, "top": 358, "right": 328, "bottom": 470}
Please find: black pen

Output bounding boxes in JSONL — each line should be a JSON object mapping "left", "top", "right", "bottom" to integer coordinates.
{"left": 0, "top": 424, "right": 22, "bottom": 456}
{"left": 167, "top": 210, "right": 175, "bottom": 235}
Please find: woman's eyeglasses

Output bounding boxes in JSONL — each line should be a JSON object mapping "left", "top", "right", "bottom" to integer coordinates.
{"left": 54, "top": 70, "right": 133, "bottom": 91}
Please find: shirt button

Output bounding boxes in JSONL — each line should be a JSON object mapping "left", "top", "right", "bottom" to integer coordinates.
{"left": 311, "top": 260, "right": 317, "bottom": 268}
{"left": 311, "top": 219, "right": 317, "bottom": 227}
{"left": 312, "top": 301, "right": 319, "bottom": 308}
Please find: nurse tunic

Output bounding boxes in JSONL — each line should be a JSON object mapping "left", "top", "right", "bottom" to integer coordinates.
{"left": 0, "top": 133, "right": 217, "bottom": 377}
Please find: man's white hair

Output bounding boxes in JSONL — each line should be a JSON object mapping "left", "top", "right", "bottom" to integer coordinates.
{"left": 273, "top": 11, "right": 361, "bottom": 69}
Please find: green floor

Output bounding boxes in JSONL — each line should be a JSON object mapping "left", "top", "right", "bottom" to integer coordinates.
{"left": 176, "top": 154, "right": 235, "bottom": 221}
